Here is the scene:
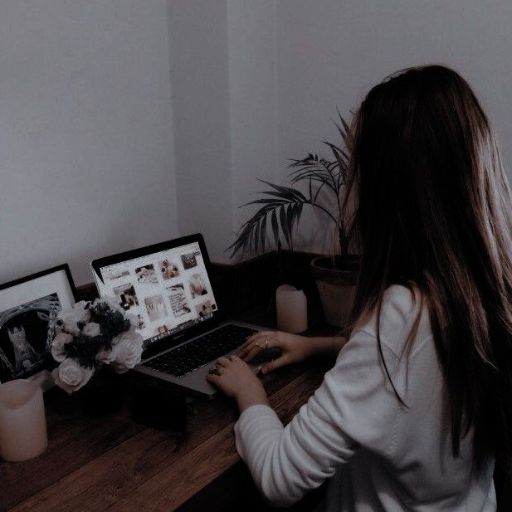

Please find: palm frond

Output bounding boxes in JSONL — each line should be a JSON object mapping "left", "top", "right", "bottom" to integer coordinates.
{"left": 258, "top": 179, "right": 308, "bottom": 202}
{"left": 289, "top": 158, "right": 338, "bottom": 195}
{"left": 313, "top": 180, "right": 328, "bottom": 204}
{"left": 228, "top": 111, "right": 352, "bottom": 257}
{"left": 270, "top": 209, "right": 280, "bottom": 246}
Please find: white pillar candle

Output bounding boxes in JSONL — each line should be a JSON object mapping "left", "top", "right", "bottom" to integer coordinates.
{"left": 276, "top": 285, "right": 308, "bottom": 334}
{"left": 0, "top": 379, "right": 48, "bottom": 462}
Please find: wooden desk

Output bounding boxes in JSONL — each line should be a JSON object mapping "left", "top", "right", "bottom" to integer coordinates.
{"left": 1, "top": 358, "right": 330, "bottom": 512}
{"left": 2, "top": 255, "right": 334, "bottom": 512}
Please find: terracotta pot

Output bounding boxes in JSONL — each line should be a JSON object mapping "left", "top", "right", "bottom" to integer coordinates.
{"left": 310, "top": 255, "right": 359, "bottom": 328}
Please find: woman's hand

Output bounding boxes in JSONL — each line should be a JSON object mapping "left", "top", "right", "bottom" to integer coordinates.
{"left": 238, "top": 331, "right": 315, "bottom": 375}
{"left": 207, "top": 355, "right": 269, "bottom": 411}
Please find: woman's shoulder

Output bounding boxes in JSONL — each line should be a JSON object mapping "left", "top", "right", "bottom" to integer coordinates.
{"left": 383, "top": 284, "right": 423, "bottom": 318}
{"left": 355, "top": 285, "right": 431, "bottom": 358}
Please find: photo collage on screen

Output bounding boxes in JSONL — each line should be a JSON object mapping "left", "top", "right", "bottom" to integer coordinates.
{"left": 98, "top": 243, "right": 218, "bottom": 346}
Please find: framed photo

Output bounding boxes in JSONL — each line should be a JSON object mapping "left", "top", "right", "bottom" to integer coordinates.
{"left": 0, "top": 264, "right": 77, "bottom": 387}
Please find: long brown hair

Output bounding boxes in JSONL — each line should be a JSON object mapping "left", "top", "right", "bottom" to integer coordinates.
{"left": 345, "top": 65, "right": 512, "bottom": 506}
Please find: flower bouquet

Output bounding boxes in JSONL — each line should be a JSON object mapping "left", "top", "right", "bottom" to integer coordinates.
{"left": 50, "top": 298, "right": 143, "bottom": 394}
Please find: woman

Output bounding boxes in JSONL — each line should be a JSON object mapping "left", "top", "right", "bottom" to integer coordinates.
{"left": 208, "top": 65, "right": 512, "bottom": 510}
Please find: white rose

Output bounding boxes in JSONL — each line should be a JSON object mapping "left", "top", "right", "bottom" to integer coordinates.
{"left": 96, "top": 348, "right": 115, "bottom": 364}
{"left": 52, "top": 359, "right": 94, "bottom": 394}
{"left": 72, "top": 301, "right": 92, "bottom": 323}
{"left": 56, "top": 311, "right": 80, "bottom": 336}
{"left": 113, "top": 333, "right": 144, "bottom": 372}
{"left": 75, "top": 300, "right": 91, "bottom": 311}
{"left": 82, "top": 322, "right": 101, "bottom": 338}
{"left": 57, "top": 302, "right": 92, "bottom": 335}
{"left": 51, "top": 332, "right": 73, "bottom": 362}
{"left": 112, "top": 328, "right": 136, "bottom": 346}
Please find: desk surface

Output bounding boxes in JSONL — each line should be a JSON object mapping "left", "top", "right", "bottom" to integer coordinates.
{"left": 1, "top": 356, "right": 329, "bottom": 512}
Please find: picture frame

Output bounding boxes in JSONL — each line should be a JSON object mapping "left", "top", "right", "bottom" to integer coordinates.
{"left": 0, "top": 264, "right": 77, "bottom": 388}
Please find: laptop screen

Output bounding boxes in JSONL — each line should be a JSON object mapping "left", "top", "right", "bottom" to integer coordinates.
{"left": 93, "top": 240, "right": 218, "bottom": 348}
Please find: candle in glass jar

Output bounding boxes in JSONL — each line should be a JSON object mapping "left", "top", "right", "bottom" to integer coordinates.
{"left": 276, "top": 285, "right": 308, "bottom": 333}
{"left": 0, "top": 379, "right": 48, "bottom": 462}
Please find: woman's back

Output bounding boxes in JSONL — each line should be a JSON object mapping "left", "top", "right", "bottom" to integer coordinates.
{"left": 235, "top": 286, "right": 496, "bottom": 510}
{"left": 322, "top": 286, "right": 495, "bottom": 510}
{"left": 345, "top": 65, "right": 512, "bottom": 508}
{"left": 212, "top": 65, "right": 512, "bottom": 511}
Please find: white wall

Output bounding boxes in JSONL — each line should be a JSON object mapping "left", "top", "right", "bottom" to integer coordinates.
{"left": 166, "top": 0, "right": 278, "bottom": 260}
{"left": 276, "top": 0, "right": 512, "bottom": 170}
{"left": 273, "top": 0, "right": 512, "bottom": 253}
{"left": 0, "top": 0, "right": 177, "bottom": 285}
{"left": 227, "top": 0, "right": 279, "bottom": 232}
{"left": 167, "top": 0, "right": 234, "bottom": 261}
{"left": 2, "top": 1, "right": 512, "bottom": 286}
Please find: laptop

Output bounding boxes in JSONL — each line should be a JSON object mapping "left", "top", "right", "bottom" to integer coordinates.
{"left": 91, "top": 233, "right": 267, "bottom": 398}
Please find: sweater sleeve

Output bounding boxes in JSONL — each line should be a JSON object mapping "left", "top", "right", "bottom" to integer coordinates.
{"left": 234, "top": 328, "right": 403, "bottom": 507}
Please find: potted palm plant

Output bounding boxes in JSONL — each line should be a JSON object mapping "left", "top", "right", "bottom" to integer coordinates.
{"left": 228, "top": 114, "right": 359, "bottom": 327}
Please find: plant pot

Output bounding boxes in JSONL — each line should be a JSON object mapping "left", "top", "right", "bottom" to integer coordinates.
{"left": 311, "top": 255, "right": 359, "bottom": 328}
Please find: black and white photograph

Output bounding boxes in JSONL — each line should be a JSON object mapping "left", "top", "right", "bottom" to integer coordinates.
{"left": 113, "top": 283, "right": 139, "bottom": 310}
{"left": 0, "top": 293, "right": 60, "bottom": 383}
{"left": 135, "top": 264, "right": 159, "bottom": 284}
{"left": 181, "top": 252, "right": 198, "bottom": 270}
{"left": 0, "top": 264, "right": 76, "bottom": 384}
{"left": 159, "top": 259, "right": 180, "bottom": 280}
{"left": 189, "top": 273, "right": 208, "bottom": 299}
{"left": 144, "top": 295, "right": 167, "bottom": 322}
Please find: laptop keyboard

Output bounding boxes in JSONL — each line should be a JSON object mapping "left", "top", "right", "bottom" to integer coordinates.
{"left": 143, "top": 324, "right": 258, "bottom": 377}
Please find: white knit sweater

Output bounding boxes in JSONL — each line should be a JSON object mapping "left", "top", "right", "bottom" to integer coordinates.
{"left": 234, "top": 286, "right": 496, "bottom": 511}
